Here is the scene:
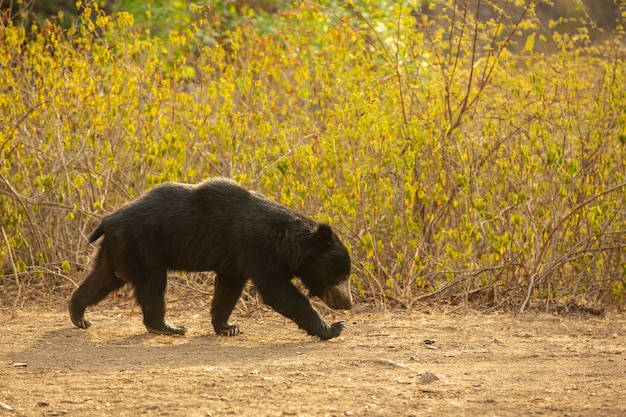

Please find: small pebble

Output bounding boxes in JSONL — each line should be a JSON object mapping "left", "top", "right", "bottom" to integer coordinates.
{"left": 420, "top": 372, "right": 439, "bottom": 384}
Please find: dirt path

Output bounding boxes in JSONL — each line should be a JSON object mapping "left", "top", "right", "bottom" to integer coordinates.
{"left": 1, "top": 305, "right": 624, "bottom": 416}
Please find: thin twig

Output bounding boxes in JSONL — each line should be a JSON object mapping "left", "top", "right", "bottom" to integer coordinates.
{"left": 1, "top": 226, "right": 22, "bottom": 317}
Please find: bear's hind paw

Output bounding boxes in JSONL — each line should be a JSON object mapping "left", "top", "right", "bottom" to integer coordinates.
{"left": 215, "top": 324, "right": 241, "bottom": 337}
{"left": 147, "top": 324, "right": 187, "bottom": 336}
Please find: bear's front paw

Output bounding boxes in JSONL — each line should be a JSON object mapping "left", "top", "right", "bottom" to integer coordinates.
{"left": 317, "top": 321, "right": 345, "bottom": 340}
{"left": 71, "top": 317, "right": 91, "bottom": 329}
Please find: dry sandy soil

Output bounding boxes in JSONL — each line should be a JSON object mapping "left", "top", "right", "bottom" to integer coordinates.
{"left": 1, "top": 302, "right": 624, "bottom": 417}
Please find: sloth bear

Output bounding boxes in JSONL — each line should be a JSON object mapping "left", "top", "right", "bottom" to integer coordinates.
{"left": 69, "top": 178, "right": 352, "bottom": 340}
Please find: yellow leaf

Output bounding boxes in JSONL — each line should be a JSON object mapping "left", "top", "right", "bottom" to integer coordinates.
{"left": 523, "top": 33, "right": 535, "bottom": 53}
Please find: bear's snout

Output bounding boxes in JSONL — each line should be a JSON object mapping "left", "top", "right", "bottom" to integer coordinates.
{"left": 320, "top": 280, "right": 353, "bottom": 310}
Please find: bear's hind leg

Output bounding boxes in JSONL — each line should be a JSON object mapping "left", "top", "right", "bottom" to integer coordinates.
{"left": 134, "top": 271, "right": 187, "bottom": 336}
{"left": 69, "top": 249, "right": 125, "bottom": 329}
{"left": 211, "top": 273, "right": 247, "bottom": 336}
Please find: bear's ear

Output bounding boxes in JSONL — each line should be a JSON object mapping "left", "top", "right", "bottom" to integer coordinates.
{"left": 285, "top": 224, "right": 333, "bottom": 271}
{"left": 312, "top": 223, "right": 333, "bottom": 246}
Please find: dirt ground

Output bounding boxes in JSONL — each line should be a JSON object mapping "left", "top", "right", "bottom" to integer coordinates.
{"left": 1, "top": 302, "right": 624, "bottom": 417}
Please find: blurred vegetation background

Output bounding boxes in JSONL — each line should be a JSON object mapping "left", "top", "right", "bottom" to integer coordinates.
{"left": 1, "top": 0, "right": 625, "bottom": 313}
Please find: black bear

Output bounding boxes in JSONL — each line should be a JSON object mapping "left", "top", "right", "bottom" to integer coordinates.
{"left": 69, "top": 178, "right": 352, "bottom": 340}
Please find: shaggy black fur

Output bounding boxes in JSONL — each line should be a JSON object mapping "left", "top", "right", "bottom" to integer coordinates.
{"left": 69, "top": 178, "right": 352, "bottom": 340}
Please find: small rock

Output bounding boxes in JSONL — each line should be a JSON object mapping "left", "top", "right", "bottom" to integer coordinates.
{"left": 0, "top": 401, "right": 14, "bottom": 411}
{"left": 47, "top": 411, "right": 69, "bottom": 416}
{"left": 395, "top": 377, "right": 413, "bottom": 385}
{"left": 420, "top": 372, "right": 439, "bottom": 384}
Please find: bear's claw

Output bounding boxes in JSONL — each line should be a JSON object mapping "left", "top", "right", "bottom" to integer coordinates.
{"left": 215, "top": 325, "right": 241, "bottom": 336}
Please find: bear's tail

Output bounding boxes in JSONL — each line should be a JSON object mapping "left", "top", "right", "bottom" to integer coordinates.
{"left": 88, "top": 223, "right": 105, "bottom": 243}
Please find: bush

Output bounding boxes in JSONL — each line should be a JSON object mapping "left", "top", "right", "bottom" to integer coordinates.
{"left": 1, "top": 0, "right": 625, "bottom": 311}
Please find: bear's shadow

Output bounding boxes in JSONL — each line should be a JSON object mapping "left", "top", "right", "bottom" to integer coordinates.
{"left": 6, "top": 324, "right": 329, "bottom": 373}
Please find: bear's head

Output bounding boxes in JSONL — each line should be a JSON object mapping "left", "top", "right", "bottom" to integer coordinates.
{"left": 295, "top": 223, "right": 353, "bottom": 311}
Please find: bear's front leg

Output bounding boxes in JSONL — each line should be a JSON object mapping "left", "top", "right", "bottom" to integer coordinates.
{"left": 256, "top": 281, "right": 345, "bottom": 340}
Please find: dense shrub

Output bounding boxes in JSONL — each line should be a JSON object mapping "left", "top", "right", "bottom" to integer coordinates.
{"left": 1, "top": 0, "right": 625, "bottom": 311}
